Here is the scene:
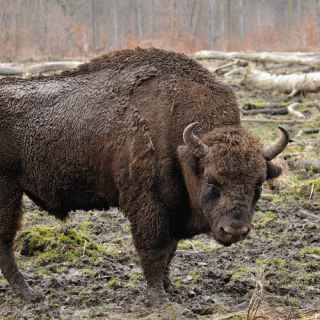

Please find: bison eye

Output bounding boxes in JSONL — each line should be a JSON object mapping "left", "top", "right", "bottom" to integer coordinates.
{"left": 209, "top": 183, "right": 220, "bottom": 195}
{"left": 203, "top": 182, "right": 221, "bottom": 201}
{"left": 200, "top": 180, "right": 221, "bottom": 209}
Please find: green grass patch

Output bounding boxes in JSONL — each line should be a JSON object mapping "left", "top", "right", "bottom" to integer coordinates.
{"left": 127, "top": 271, "right": 144, "bottom": 288}
{"left": 231, "top": 266, "right": 253, "bottom": 281}
{"left": 272, "top": 175, "right": 320, "bottom": 205}
{"left": 107, "top": 276, "right": 121, "bottom": 289}
{"left": 178, "top": 239, "right": 219, "bottom": 252}
{"left": 300, "top": 246, "right": 320, "bottom": 256}
{"left": 254, "top": 211, "right": 278, "bottom": 228}
{"left": 256, "top": 257, "right": 287, "bottom": 268}
{"left": 17, "top": 224, "right": 106, "bottom": 265}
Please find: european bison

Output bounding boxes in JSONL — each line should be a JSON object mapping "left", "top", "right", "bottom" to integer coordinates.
{"left": 0, "top": 48, "right": 288, "bottom": 304}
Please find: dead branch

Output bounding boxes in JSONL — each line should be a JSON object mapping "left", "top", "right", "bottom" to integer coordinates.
{"left": 224, "top": 67, "right": 245, "bottom": 78}
{"left": 295, "top": 128, "right": 320, "bottom": 138}
{"left": 247, "top": 270, "right": 265, "bottom": 320}
{"left": 208, "top": 60, "right": 240, "bottom": 74}
{"left": 287, "top": 103, "right": 306, "bottom": 119}
{"left": 194, "top": 51, "right": 320, "bottom": 66}
{"left": 299, "top": 128, "right": 320, "bottom": 135}
{"left": 309, "top": 183, "right": 315, "bottom": 201}
{"left": 241, "top": 118, "right": 310, "bottom": 124}
{"left": 242, "top": 103, "right": 284, "bottom": 111}
{"left": 241, "top": 107, "right": 288, "bottom": 116}
{"left": 207, "top": 59, "right": 249, "bottom": 75}
{"left": 297, "top": 209, "right": 320, "bottom": 222}
{"left": 287, "top": 89, "right": 299, "bottom": 98}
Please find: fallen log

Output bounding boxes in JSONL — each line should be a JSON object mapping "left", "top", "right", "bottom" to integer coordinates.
{"left": 194, "top": 51, "right": 320, "bottom": 66}
{"left": 0, "top": 61, "right": 84, "bottom": 77}
{"left": 300, "top": 128, "right": 320, "bottom": 135}
{"left": 294, "top": 127, "right": 320, "bottom": 139}
{"left": 241, "top": 106, "right": 288, "bottom": 116}
{"left": 242, "top": 66, "right": 320, "bottom": 95}
{"left": 0, "top": 65, "right": 23, "bottom": 76}
{"left": 25, "top": 61, "right": 84, "bottom": 75}
{"left": 241, "top": 118, "right": 310, "bottom": 124}
{"left": 242, "top": 102, "right": 289, "bottom": 111}
{"left": 288, "top": 159, "right": 320, "bottom": 173}
{"left": 287, "top": 103, "right": 306, "bottom": 119}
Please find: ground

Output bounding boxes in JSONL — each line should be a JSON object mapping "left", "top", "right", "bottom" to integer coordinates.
{"left": 0, "top": 58, "right": 319, "bottom": 320}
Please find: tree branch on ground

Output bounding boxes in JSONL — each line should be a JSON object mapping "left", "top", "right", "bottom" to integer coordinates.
{"left": 241, "top": 118, "right": 310, "bottom": 124}
{"left": 241, "top": 106, "right": 288, "bottom": 116}
{"left": 247, "top": 269, "right": 265, "bottom": 320}
{"left": 287, "top": 103, "right": 306, "bottom": 119}
{"left": 296, "top": 128, "right": 320, "bottom": 136}
{"left": 208, "top": 60, "right": 248, "bottom": 74}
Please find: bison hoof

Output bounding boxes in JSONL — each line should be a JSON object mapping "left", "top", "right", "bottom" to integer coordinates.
{"left": 146, "top": 287, "right": 170, "bottom": 306}
{"left": 18, "top": 288, "right": 43, "bottom": 303}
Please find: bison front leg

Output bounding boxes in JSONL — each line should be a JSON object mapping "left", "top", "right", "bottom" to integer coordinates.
{"left": 0, "top": 177, "right": 38, "bottom": 302}
{"left": 124, "top": 198, "right": 175, "bottom": 305}
{"left": 135, "top": 242, "right": 176, "bottom": 305}
{"left": 163, "top": 241, "right": 177, "bottom": 293}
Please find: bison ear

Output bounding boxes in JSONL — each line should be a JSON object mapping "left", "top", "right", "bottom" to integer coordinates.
{"left": 266, "top": 161, "right": 282, "bottom": 180}
{"left": 177, "top": 146, "right": 201, "bottom": 209}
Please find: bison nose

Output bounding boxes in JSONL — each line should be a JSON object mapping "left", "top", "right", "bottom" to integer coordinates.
{"left": 220, "top": 224, "right": 251, "bottom": 237}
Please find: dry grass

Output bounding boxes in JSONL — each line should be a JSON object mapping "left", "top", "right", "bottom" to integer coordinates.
{"left": 246, "top": 271, "right": 265, "bottom": 320}
{"left": 240, "top": 270, "right": 320, "bottom": 320}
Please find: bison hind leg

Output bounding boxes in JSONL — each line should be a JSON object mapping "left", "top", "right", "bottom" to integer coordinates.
{"left": 0, "top": 177, "right": 41, "bottom": 302}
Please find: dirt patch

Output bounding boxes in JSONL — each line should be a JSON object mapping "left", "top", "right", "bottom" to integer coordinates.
{"left": 0, "top": 197, "right": 319, "bottom": 319}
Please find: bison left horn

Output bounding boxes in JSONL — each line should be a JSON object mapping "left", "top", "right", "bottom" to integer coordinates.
{"left": 263, "top": 126, "right": 289, "bottom": 161}
{"left": 183, "top": 122, "right": 209, "bottom": 158}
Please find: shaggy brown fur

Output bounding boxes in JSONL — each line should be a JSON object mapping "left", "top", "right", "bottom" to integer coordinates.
{"left": 0, "top": 48, "right": 284, "bottom": 304}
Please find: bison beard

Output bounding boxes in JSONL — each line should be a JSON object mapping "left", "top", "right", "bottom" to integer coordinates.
{"left": 0, "top": 48, "right": 289, "bottom": 304}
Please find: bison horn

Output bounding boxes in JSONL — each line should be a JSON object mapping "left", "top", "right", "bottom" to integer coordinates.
{"left": 263, "top": 126, "right": 289, "bottom": 161}
{"left": 183, "top": 122, "right": 209, "bottom": 158}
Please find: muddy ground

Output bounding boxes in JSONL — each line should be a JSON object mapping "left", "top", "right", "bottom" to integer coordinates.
{"left": 0, "top": 57, "right": 319, "bottom": 320}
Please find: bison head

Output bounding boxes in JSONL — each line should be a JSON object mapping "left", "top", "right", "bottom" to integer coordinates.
{"left": 178, "top": 122, "right": 289, "bottom": 246}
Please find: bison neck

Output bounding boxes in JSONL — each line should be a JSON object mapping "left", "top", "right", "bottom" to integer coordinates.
{"left": 167, "top": 153, "right": 209, "bottom": 239}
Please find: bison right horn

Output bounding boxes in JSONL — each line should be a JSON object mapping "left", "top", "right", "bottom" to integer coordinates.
{"left": 263, "top": 126, "right": 289, "bottom": 161}
{"left": 183, "top": 122, "right": 209, "bottom": 158}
